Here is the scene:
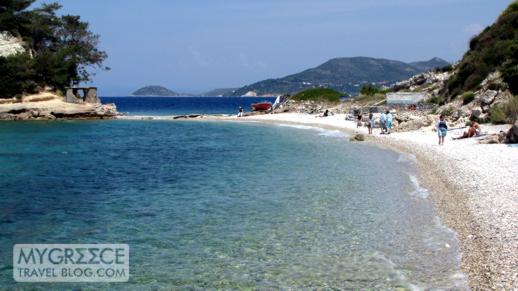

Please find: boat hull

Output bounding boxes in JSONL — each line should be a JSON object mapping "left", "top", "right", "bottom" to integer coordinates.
{"left": 251, "top": 102, "right": 272, "bottom": 111}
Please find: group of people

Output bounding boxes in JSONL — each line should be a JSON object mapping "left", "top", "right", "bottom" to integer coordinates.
{"left": 358, "top": 110, "right": 482, "bottom": 145}
{"left": 434, "top": 116, "right": 482, "bottom": 145}
{"left": 359, "top": 111, "right": 393, "bottom": 135}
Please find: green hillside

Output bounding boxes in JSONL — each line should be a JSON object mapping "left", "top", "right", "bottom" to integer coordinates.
{"left": 447, "top": 1, "right": 518, "bottom": 98}
{"left": 292, "top": 88, "right": 342, "bottom": 103}
{"left": 231, "top": 57, "right": 449, "bottom": 97}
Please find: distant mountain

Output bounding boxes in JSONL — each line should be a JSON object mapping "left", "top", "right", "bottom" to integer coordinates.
{"left": 230, "top": 57, "right": 450, "bottom": 96}
{"left": 132, "top": 85, "right": 191, "bottom": 96}
{"left": 409, "top": 57, "right": 450, "bottom": 72}
{"left": 202, "top": 88, "right": 238, "bottom": 97}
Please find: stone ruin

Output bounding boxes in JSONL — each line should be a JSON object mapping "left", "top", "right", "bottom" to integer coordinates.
{"left": 65, "top": 87, "right": 100, "bottom": 104}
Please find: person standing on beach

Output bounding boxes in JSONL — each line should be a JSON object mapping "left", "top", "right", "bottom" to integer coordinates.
{"left": 434, "top": 115, "right": 448, "bottom": 145}
{"left": 386, "top": 110, "right": 393, "bottom": 134}
{"left": 238, "top": 107, "right": 244, "bottom": 117}
{"left": 367, "top": 113, "right": 373, "bottom": 134}
{"left": 356, "top": 113, "right": 362, "bottom": 128}
{"left": 380, "top": 112, "right": 387, "bottom": 134}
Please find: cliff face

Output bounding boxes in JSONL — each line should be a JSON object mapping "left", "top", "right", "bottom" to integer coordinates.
{"left": 0, "top": 92, "right": 118, "bottom": 120}
{"left": 0, "top": 32, "right": 25, "bottom": 58}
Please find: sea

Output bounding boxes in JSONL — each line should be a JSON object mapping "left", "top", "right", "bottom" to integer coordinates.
{"left": 0, "top": 97, "right": 468, "bottom": 289}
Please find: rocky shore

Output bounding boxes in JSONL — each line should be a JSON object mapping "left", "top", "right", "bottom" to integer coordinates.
{"left": 0, "top": 92, "right": 118, "bottom": 120}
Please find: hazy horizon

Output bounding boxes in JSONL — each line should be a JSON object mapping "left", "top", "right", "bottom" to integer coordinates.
{"left": 37, "top": 0, "right": 514, "bottom": 95}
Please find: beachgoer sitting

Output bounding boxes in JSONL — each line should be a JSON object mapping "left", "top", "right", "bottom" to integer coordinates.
{"left": 453, "top": 121, "right": 481, "bottom": 140}
{"left": 318, "top": 109, "right": 333, "bottom": 118}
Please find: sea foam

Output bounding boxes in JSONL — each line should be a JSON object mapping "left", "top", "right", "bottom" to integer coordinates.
{"left": 276, "top": 123, "right": 349, "bottom": 138}
{"left": 408, "top": 174, "right": 429, "bottom": 199}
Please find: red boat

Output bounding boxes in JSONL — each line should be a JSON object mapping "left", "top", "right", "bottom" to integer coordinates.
{"left": 251, "top": 102, "right": 272, "bottom": 111}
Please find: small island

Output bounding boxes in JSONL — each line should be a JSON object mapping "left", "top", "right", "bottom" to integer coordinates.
{"left": 132, "top": 85, "right": 190, "bottom": 97}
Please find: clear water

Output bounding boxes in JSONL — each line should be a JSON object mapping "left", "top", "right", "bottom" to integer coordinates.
{"left": 0, "top": 119, "right": 467, "bottom": 289}
{"left": 101, "top": 97, "right": 276, "bottom": 115}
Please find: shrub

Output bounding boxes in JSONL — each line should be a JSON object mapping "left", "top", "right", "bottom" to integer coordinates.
{"left": 487, "top": 82, "right": 506, "bottom": 91}
{"left": 428, "top": 95, "right": 445, "bottom": 105}
{"left": 441, "top": 107, "right": 454, "bottom": 116}
{"left": 504, "top": 95, "right": 518, "bottom": 124}
{"left": 359, "top": 84, "right": 383, "bottom": 96}
{"left": 436, "top": 65, "right": 454, "bottom": 73}
{"left": 502, "top": 61, "right": 518, "bottom": 94}
{"left": 292, "top": 88, "right": 342, "bottom": 103}
{"left": 489, "top": 106, "right": 507, "bottom": 124}
{"left": 462, "top": 91, "right": 475, "bottom": 104}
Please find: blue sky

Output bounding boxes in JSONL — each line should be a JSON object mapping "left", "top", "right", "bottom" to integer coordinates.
{"left": 37, "top": 0, "right": 514, "bottom": 95}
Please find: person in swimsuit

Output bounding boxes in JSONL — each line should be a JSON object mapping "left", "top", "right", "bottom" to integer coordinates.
{"left": 434, "top": 115, "right": 448, "bottom": 145}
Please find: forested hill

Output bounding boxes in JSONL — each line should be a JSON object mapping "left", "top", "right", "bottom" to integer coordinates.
{"left": 446, "top": 0, "right": 518, "bottom": 98}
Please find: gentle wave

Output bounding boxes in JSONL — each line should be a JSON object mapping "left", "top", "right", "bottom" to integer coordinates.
{"left": 318, "top": 129, "right": 349, "bottom": 138}
{"left": 408, "top": 174, "right": 429, "bottom": 199}
{"left": 276, "top": 123, "right": 349, "bottom": 138}
{"left": 397, "top": 152, "right": 417, "bottom": 164}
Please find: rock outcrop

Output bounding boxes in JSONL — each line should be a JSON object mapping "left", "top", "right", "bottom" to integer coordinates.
{"left": 506, "top": 124, "right": 518, "bottom": 144}
{"left": 0, "top": 32, "right": 25, "bottom": 57}
{"left": 394, "top": 112, "right": 434, "bottom": 132}
{"left": 349, "top": 133, "right": 365, "bottom": 142}
{"left": 0, "top": 92, "right": 118, "bottom": 120}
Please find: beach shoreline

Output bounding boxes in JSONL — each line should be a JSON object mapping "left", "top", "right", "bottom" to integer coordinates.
{"left": 151, "top": 112, "right": 516, "bottom": 289}
{"left": 242, "top": 113, "right": 518, "bottom": 290}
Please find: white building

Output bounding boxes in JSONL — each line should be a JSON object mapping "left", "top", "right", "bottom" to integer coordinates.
{"left": 386, "top": 92, "right": 429, "bottom": 105}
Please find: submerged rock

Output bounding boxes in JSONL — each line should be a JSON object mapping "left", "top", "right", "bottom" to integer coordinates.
{"left": 349, "top": 133, "right": 365, "bottom": 142}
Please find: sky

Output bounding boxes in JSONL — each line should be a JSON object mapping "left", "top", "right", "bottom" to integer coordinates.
{"left": 36, "top": 0, "right": 514, "bottom": 96}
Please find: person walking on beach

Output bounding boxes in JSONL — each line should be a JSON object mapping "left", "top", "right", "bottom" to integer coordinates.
{"left": 380, "top": 112, "right": 387, "bottom": 134}
{"left": 356, "top": 113, "right": 362, "bottom": 128}
{"left": 237, "top": 107, "right": 244, "bottom": 117}
{"left": 434, "top": 115, "right": 448, "bottom": 145}
{"left": 367, "top": 113, "right": 373, "bottom": 134}
{"left": 386, "top": 110, "right": 393, "bottom": 134}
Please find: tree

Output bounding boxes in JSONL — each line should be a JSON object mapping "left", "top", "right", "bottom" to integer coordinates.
{"left": 0, "top": 1, "right": 108, "bottom": 97}
{"left": 0, "top": 0, "right": 35, "bottom": 36}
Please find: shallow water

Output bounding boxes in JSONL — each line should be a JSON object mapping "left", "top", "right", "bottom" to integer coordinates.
{"left": 0, "top": 120, "right": 467, "bottom": 289}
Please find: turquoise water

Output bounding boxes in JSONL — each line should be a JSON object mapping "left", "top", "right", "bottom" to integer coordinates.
{"left": 0, "top": 120, "right": 467, "bottom": 289}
